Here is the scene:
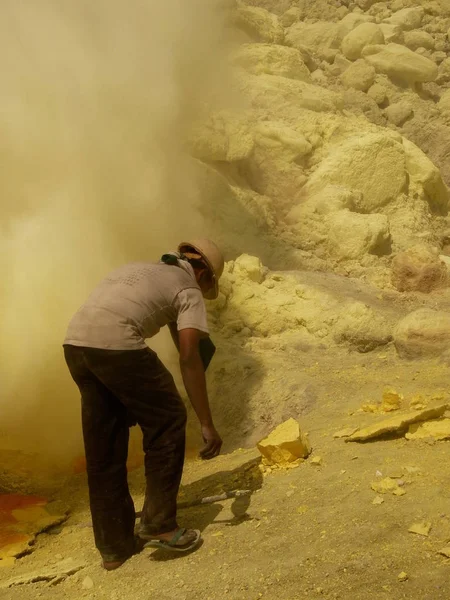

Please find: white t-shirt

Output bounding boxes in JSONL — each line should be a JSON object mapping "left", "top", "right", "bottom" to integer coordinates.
{"left": 64, "top": 261, "right": 209, "bottom": 350}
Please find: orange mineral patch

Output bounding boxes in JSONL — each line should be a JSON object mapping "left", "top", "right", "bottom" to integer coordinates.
{"left": 0, "top": 494, "right": 65, "bottom": 563}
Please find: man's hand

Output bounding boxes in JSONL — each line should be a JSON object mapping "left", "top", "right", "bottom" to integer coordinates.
{"left": 200, "top": 423, "right": 222, "bottom": 460}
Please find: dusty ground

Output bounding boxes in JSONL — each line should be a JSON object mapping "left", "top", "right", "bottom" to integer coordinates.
{"left": 1, "top": 345, "right": 450, "bottom": 600}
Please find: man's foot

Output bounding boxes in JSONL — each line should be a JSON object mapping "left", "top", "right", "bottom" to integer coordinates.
{"left": 140, "top": 528, "right": 201, "bottom": 552}
{"left": 102, "top": 537, "right": 144, "bottom": 570}
{"left": 102, "top": 559, "right": 127, "bottom": 571}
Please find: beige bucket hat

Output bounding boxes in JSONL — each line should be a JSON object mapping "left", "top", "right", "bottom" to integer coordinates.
{"left": 178, "top": 239, "right": 224, "bottom": 300}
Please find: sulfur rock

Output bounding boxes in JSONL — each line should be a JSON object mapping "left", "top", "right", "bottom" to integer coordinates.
{"left": 332, "top": 301, "right": 393, "bottom": 353}
{"left": 289, "top": 185, "right": 359, "bottom": 220}
{"left": 285, "top": 22, "right": 342, "bottom": 61}
{"left": 341, "top": 22, "right": 385, "bottom": 61}
{"left": 280, "top": 7, "right": 301, "bottom": 28}
{"left": 378, "top": 23, "right": 404, "bottom": 44}
{"left": 333, "top": 53, "right": 352, "bottom": 75}
{"left": 406, "top": 418, "right": 450, "bottom": 441}
{"left": 402, "top": 138, "right": 449, "bottom": 215}
{"left": 338, "top": 13, "right": 376, "bottom": 38}
{"left": 394, "top": 309, "right": 450, "bottom": 359}
{"left": 408, "top": 522, "right": 431, "bottom": 537}
{"left": 257, "top": 418, "right": 312, "bottom": 466}
{"left": 433, "top": 51, "right": 447, "bottom": 65}
{"left": 391, "top": 245, "right": 448, "bottom": 293}
{"left": 254, "top": 121, "right": 312, "bottom": 160}
{"left": 346, "top": 402, "right": 449, "bottom": 441}
{"left": 304, "top": 133, "right": 406, "bottom": 212}
{"left": 340, "top": 60, "right": 376, "bottom": 91}
{"left": 232, "top": 44, "right": 311, "bottom": 81}
{"left": 233, "top": 254, "right": 264, "bottom": 284}
{"left": 362, "top": 43, "right": 438, "bottom": 84}
{"left": 371, "top": 477, "right": 403, "bottom": 494}
{"left": 367, "top": 82, "right": 387, "bottom": 104}
{"left": 241, "top": 74, "right": 343, "bottom": 114}
{"left": 326, "top": 211, "right": 390, "bottom": 261}
{"left": 403, "top": 30, "right": 435, "bottom": 51}
{"left": 381, "top": 389, "right": 403, "bottom": 412}
{"left": 234, "top": 5, "right": 284, "bottom": 44}
{"left": 385, "top": 7, "right": 425, "bottom": 31}
{"left": 384, "top": 101, "right": 413, "bottom": 126}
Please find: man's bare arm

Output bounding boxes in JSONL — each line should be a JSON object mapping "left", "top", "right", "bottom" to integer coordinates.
{"left": 178, "top": 328, "right": 222, "bottom": 459}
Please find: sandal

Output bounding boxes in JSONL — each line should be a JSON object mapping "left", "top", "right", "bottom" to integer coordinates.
{"left": 143, "top": 528, "right": 201, "bottom": 552}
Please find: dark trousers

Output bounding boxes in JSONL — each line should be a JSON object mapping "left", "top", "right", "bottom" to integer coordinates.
{"left": 64, "top": 345, "right": 187, "bottom": 562}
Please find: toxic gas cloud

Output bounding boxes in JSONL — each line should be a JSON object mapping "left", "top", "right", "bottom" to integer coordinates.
{"left": 0, "top": 0, "right": 234, "bottom": 470}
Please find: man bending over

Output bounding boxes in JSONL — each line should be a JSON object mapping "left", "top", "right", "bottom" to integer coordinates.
{"left": 63, "top": 239, "right": 224, "bottom": 570}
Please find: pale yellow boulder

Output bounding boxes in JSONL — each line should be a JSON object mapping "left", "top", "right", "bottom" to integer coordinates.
{"left": 367, "top": 82, "right": 387, "bottom": 105}
{"left": 384, "top": 101, "right": 413, "bottom": 126}
{"left": 402, "top": 138, "right": 449, "bottom": 214}
{"left": 234, "top": 4, "right": 284, "bottom": 44}
{"left": 338, "top": 13, "right": 376, "bottom": 38}
{"left": 391, "top": 245, "right": 448, "bottom": 293}
{"left": 233, "top": 254, "right": 264, "bottom": 284}
{"left": 378, "top": 23, "right": 404, "bottom": 44}
{"left": 232, "top": 44, "right": 311, "bottom": 81}
{"left": 332, "top": 301, "right": 393, "bottom": 352}
{"left": 241, "top": 74, "right": 343, "bottom": 114}
{"left": 362, "top": 43, "right": 438, "bottom": 84}
{"left": 340, "top": 60, "right": 376, "bottom": 91}
{"left": 254, "top": 121, "right": 312, "bottom": 160}
{"left": 341, "top": 22, "right": 385, "bottom": 61}
{"left": 385, "top": 7, "right": 424, "bottom": 31}
{"left": 433, "top": 51, "right": 447, "bottom": 65}
{"left": 394, "top": 309, "right": 450, "bottom": 359}
{"left": 288, "top": 185, "right": 358, "bottom": 220}
{"left": 327, "top": 211, "right": 390, "bottom": 261}
{"left": 285, "top": 22, "right": 342, "bottom": 60}
{"left": 280, "top": 7, "right": 301, "bottom": 27}
{"left": 333, "top": 53, "right": 352, "bottom": 75}
{"left": 404, "top": 30, "right": 435, "bottom": 51}
{"left": 257, "top": 418, "right": 312, "bottom": 466}
{"left": 304, "top": 133, "right": 406, "bottom": 212}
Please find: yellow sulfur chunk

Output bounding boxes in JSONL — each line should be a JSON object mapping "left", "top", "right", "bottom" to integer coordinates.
{"left": 257, "top": 418, "right": 311, "bottom": 466}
